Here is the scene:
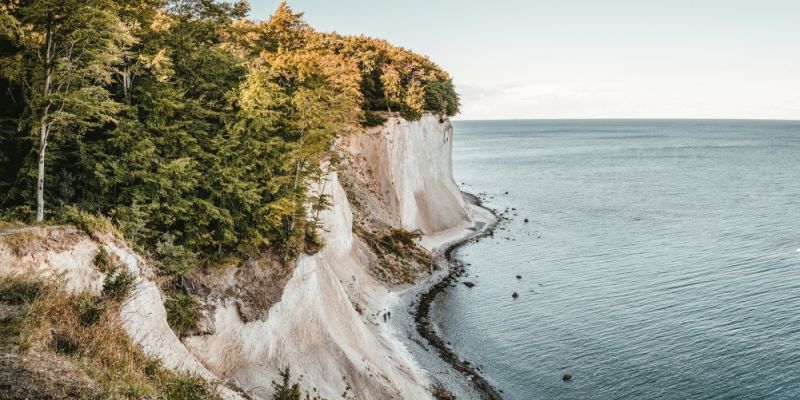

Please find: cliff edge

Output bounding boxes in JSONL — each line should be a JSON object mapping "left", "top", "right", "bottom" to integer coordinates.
{"left": 0, "top": 114, "right": 495, "bottom": 399}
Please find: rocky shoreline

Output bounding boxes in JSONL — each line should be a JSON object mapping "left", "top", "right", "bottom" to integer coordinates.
{"left": 413, "top": 193, "right": 506, "bottom": 400}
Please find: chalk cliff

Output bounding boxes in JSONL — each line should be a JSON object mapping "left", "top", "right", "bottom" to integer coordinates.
{"left": 0, "top": 114, "right": 493, "bottom": 399}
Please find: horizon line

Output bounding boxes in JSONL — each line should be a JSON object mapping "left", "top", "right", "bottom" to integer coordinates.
{"left": 452, "top": 117, "right": 800, "bottom": 122}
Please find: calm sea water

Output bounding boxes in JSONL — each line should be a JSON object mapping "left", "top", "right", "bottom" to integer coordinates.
{"left": 438, "top": 120, "right": 800, "bottom": 399}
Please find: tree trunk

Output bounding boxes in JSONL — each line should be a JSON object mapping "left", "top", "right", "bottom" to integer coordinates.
{"left": 122, "top": 64, "right": 131, "bottom": 105}
{"left": 36, "top": 122, "right": 48, "bottom": 222}
{"left": 37, "top": 20, "right": 53, "bottom": 223}
{"left": 286, "top": 159, "right": 305, "bottom": 234}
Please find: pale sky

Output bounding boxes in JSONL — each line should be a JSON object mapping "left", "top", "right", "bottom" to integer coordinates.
{"left": 248, "top": 0, "right": 800, "bottom": 120}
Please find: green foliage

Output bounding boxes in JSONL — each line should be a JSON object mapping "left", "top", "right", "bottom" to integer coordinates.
{"left": 54, "top": 205, "right": 119, "bottom": 237}
{"left": 162, "top": 374, "right": 217, "bottom": 400}
{"left": 0, "top": 0, "right": 133, "bottom": 221}
{"left": 154, "top": 234, "right": 199, "bottom": 277}
{"left": 0, "top": 206, "right": 36, "bottom": 227}
{"left": 362, "top": 110, "right": 388, "bottom": 127}
{"left": 311, "top": 33, "right": 460, "bottom": 120}
{"left": 94, "top": 247, "right": 116, "bottom": 273}
{"left": 0, "top": 0, "right": 459, "bottom": 281}
{"left": 102, "top": 269, "right": 136, "bottom": 300}
{"left": 272, "top": 367, "right": 303, "bottom": 400}
{"left": 0, "top": 275, "right": 42, "bottom": 305}
{"left": 164, "top": 293, "right": 201, "bottom": 336}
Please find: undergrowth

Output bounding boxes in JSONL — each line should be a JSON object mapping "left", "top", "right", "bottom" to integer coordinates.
{"left": 0, "top": 274, "right": 222, "bottom": 399}
{"left": 164, "top": 293, "right": 201, "bottom": 336}
{"left": 271, "top": 366, "right": 341, "bottom": 400}
{"left": 361, "top": 228, "right": 431, "bottom": 284}
{"left": 54, "top": 206, "right": 122, "bottom": 238}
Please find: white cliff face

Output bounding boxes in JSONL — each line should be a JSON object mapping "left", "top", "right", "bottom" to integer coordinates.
{"left": 182, "top": 114, "right": 477, "bottom": 399}
{"left": 0, "top": 114, "right": 490, "bottom": 399}
{"left": 345, "top": 114, "right": 468, "bottom": 235}
{"left": 183, "top": 171, "right": 432, "bottom": 399}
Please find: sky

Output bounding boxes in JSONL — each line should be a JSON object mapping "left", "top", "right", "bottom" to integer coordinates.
{"left": 248, "top": 0, "right": 800, "bottom": 120}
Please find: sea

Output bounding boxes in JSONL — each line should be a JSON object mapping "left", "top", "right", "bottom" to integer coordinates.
{"left": 437, "top": 119, "right": 800, "bottom": 399}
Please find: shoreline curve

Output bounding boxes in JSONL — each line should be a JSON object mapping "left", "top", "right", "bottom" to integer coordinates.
{"left": 414, "top": 192, "right": 505, "bottom": 400}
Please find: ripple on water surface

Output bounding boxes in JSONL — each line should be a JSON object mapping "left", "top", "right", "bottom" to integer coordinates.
{"left": 435, "top": 120, "right": 800, "bottom": 400}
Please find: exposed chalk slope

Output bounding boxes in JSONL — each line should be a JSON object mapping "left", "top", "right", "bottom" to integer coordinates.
{"left": 0, "top": 114, "right": 491, "bottom": 399}
{"left": 344, "top": 115, "right": 468, "bottom": 235}
{"left": 0, "top": 227, "right": 244, "bottom": 400}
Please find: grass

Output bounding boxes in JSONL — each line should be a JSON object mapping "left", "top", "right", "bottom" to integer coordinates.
{"left": 0, "top": 219, "right": 26, "bottom": 229}
{"left": 93, "top": 247, "right": 116, "bottom": 273}
{"left": 0, "top": 274, "right": 42, "bottom": 304}
{"left": 0, "top": 229, "right": 45, "bottom": 257}
{"left": 54, "top": 205, "right": 122, "bottom": 238}
{"left": 360, "top": 228, "right": 432, "bottom": 284}
{"left": 0, "top": 274, "right": 222, "bottom": 399}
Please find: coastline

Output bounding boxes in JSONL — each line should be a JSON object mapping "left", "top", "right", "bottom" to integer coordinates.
{"left": 390, "top": 192, "right": 505, "bottom": 400}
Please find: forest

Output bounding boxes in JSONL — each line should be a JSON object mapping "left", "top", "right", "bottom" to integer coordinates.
{"left": 0, "top": 0, "right": 459, "bottom": 275}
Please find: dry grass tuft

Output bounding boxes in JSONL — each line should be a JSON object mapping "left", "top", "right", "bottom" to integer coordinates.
{"left": 0, "top": 274, "right": 222, "bottom": 399}
{"left": 360, "top": 228, "right": 432, "bottom": 284}
{"left": 0, "top": 229, "right": 46, "bottom": 257}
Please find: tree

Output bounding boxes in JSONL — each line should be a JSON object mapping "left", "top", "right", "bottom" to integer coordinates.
{"left": 271, "top": 367, "right": 302, "bottom": 400}
{"left": 0, "top": 0, "right": 460, "bottom": 272}
{"left": 402, "top": 78, "right": 425, "bottom": 121}
{"left": 1, "top": 0, "right": 131, "bottom": 221}
{"left": 232, "top": 46, "right": 361, "bottom": 253}
{"left": 265, "top": 1, "right": 310, "bottom": 52}
{"left": 379, "top": 65, "right": 400, "bottom": 112}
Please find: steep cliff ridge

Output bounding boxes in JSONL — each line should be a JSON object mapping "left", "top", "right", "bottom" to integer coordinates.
{"left": 181, "top": 114, "right": 479, "bottom": 399}
{"left": 343, "top": 114, "right": 467, "bottom": 237}
{"left": 181, "top": 169, "right": 432, "bottom": 399}
{"left": 0, "top": 114, "right": 492, "bottom": 399}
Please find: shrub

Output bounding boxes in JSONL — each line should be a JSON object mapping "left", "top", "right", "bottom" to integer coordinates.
{"left": 0, "top": 205, "right": 35, "bottom": 228}
{"left": 164, "top": 294, "right": 201, "bottom": 336}
{"left": 362, "top": 110, "right": 387, "bottom": 127}
{"left": 162, "top": 374, "right": 217, "bottom": 400}
{"left": 94, "top": 247, "right": 117, "bottom": 273}
{"left": 102, "top": 269, "right": 136, "bottom": 300}
{"left": 55, "top": 205, "right": 120, "bottom": 237}
{"left": 75, "top": 292, "right": 106, "bottom": 326}
{"left": 0, "top": 274, "right": 42, "bottom": 304}
{"left": 155, "top": 234, "right": 199, "bottom": 277}
{"left": 272, "top": 367, "right": 302, "bottom": 400}
{"left": 377, "top": 229, "right": 423, "bottom": 257}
